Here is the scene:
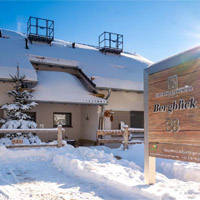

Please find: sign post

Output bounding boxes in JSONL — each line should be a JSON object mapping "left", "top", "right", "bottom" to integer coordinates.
{"left": 144, "top": 58, "right": 200, "bottom": 184}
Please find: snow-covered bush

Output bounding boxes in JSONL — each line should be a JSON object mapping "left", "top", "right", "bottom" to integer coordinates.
{"left": 0, "top": 66, "right": 40, "bottom": 144}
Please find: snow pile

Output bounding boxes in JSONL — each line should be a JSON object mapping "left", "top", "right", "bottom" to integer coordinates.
{"left": 159, "top": 160, "right": 200, "bottom": 183}
{"left": 1, "top": 144, "right": 200, "bottom": 199}
{"left": 0, "top": 145, "right": 56, "bottom": 163}
{"left": 95, "top": 144, "right": 200, "bottom": 183}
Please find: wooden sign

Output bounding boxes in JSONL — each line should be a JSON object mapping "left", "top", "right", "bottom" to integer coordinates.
{"left": 12, "top": 139, "right": 23, "bottom": 145}
{"left": 144, "top": 58, "right": 200, "bottom": 184}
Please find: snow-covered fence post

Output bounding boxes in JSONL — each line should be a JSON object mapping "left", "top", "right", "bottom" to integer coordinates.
{"left": 123, "top": 125, "right": 129, "bottom": 150}
{"left": 57, "top": 125, "right": 63, "bottom": 148}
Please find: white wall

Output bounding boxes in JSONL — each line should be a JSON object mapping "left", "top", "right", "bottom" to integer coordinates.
{"left": 102, "top": 90, "right": 144, "bottom": 111}
{"left": 80, "top": 105, "right": 99, "bottom": 141}
{"left": 32, "top": 103, "right": 99, "bottom": 142}
{"left": 98, "top": 89, "right": 144, "bottom": 129}
{"left": 0, "top": 82, "right": 13, "bottom": 105}
{"left": 31, "top": 103, "right": 81, "bottom": 142}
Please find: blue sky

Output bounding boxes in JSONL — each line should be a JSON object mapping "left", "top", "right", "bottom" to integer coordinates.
{"left": 1, "top": 1, "right": 200, "bottom": 62}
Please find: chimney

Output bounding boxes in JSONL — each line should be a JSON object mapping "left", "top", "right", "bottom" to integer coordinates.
{"left": 25, "top": 38, "right": 29, "bottom": 49}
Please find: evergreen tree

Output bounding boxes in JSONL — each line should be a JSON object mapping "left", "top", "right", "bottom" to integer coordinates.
{"left": 0, "top": 65, "right": 38, "bottom": 142}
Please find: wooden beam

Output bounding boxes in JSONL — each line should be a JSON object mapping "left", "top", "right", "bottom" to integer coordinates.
{"left": 6, "top": 144, "right": 65, "bottom": 149}
{"left": 0, "top": 128, "right": 65, "bottom": 134}
{"left": 98, "top": 139, "right": 124, "bottom": 143}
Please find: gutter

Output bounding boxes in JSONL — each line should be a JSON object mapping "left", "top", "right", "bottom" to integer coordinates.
{"left": 97, "top": 86, "right": 143, "bottom": 93}
{"left": 105, "top": 89, "right": 111, "bottom": 100}
{"left": 99, "top": 89, "right": 111, "bottom": 130}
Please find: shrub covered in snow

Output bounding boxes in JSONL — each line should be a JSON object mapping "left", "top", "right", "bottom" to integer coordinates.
{"left": 0, "top": 133, "right": 41, "bottom": 146}
{"left": 0, "top": 66, "right": 39, "bottom": 144}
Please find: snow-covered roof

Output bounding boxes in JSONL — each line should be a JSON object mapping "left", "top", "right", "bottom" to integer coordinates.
{"left": 0, "top": 29, "right": 152, "bottom": 91}
{"left": 148, "top": 45, "right": 200, "bottom": 71}
{"left": 0, "top": 30, "right": 37, "bottom": 82}
{"left": 93, "top": 76, "right": 143, "bottom": 91}
{"left": 31, "top": 71, "right": 107, "bottom": 105}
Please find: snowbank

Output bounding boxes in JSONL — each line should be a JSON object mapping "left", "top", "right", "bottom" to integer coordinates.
{"left": 1, "top": 144, "right": 200, "bottom": 199}
{"left": 94, "top": 144, "right": 200, "bottom": 183}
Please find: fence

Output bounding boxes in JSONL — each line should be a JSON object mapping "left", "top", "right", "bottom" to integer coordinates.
{"left": 97, "top": 125, "right": 144, "bottom": 150}
{"left": 0, "top": 125, "right": 65, "bottom": 148}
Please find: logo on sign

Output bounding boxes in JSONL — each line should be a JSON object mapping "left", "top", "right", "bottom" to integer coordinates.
{"left": 168, "top": 75, "right": 178, "bottom": 90}
{"left": 156, "top": 75, "right": 193, "bottom": 98}
{"left": 151, "top": 144, "right": 158, "bottom": 151}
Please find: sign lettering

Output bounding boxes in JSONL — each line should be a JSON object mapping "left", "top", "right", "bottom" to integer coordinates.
{"left": 154, "top": 97, "right": 197, "bottom": 114}
{"left": 166, "top": 118, "right": 180, "bottom": 133}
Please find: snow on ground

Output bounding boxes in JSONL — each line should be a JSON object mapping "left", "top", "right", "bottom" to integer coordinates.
{"left": 95, "top": 144, "right": 200, "bottom": 183}
{"left": 0, "top": 144, "right": 200, "bottom": 200}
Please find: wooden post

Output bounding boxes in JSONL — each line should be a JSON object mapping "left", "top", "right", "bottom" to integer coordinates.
{"left": 144, "top": 70, "right": 156, "bottom": 184}
{"left": 57, "top": 125, "right": 62, "bottom": 148}
{"left": 123, "top": 125, "right": 129, "bottom": 150}
{"left": 144, "top": 144, "right": 156, "bottom": 184}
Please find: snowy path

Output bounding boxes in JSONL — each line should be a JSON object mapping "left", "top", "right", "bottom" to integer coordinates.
{"left": 0, "top": 146, "right": 152, "bottom": 200}
{"left": 1, "top": 161, "right": 141, "bottom": 200}
{"left": 0, "top": 145, "right": 200, "bottom": 200}
{"left": 0, "top": 161, "right": 152, "bottom": 200}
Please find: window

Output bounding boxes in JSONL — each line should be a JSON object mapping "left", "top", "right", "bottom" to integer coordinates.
{"left": 130, "top": 111, "right": 144, "bottom": 128}
{"left": 25, "top": 112, "right": 36, "bottom": 122}
{"left": 53, "top": 113, "right": 72, "bottom": 127}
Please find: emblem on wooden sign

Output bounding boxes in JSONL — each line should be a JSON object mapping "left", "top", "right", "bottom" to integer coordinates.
{"left": 168, "top": 75, "right": 178, "bottom": 90}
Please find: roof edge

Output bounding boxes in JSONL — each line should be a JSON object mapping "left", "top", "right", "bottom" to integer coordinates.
{"left": 97, "top": 86, "right": 143, "bottom": 93}
{"left": 148, "top": 45, "right": 200, "bottom": 72}
{"left": 28, "top": 99, "right": 107, "bottom": 105}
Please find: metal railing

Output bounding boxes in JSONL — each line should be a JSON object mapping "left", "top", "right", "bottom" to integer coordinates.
{"left": 99, "top": 32, "right": 123, "bottom": 51}
{"left": 27, "top": 16, "right": 54, "bottom": 43}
